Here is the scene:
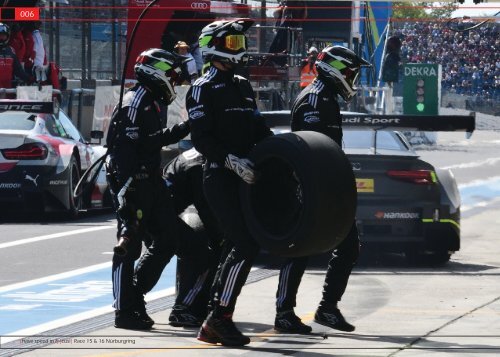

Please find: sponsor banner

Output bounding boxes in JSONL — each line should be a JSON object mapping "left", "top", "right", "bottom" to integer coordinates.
{"left": 360, "top": 2, "right": 392, "bottom": 85}
{"left": 0, "top": 101, "right": 53, "bottom": 114}
{"left": 92, "top": 86, "right": 120, "bottom": 139}
{"left": 0, "top": 183, "right": 21, "bottom": 189}
{"left": 261, "top": 111, "right": 475, "bottom": 133}
{"left": 16, "top": 85, "right": 53, "bottom": 102}
{"left": 374, "top": 211, "right": 421, "bottom": 220}
{"left": 356, "top": 178, "right": 374, "bottom": 193}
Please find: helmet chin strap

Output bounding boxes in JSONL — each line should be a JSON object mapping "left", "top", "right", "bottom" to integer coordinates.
{"left": 222, "top": 62, "right": 237, "bottom": 72}
{"left": 212, "top": 60, "right": 236, "bottom": 73}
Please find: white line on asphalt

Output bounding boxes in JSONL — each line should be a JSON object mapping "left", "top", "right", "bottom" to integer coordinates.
{"left": 1, "top": 287, "right": 176, "bottom": 345}
{"left": 462, "top": 197, "right": 500, "bottom": 212}
{"left": 458, "top": 175, "right": 500, "bottom": 189}
{"left": 0, "top": 225, "right": 115, "bottom": 250}
{"left": 443, "top": 157, "right": 500, "bottom": 170}
{"left": 0, "top": 262, "right": 112, "bottom": 293}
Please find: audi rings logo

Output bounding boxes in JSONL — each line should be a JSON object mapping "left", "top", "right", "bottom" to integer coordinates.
{"left": 191, "top": 2, "right": 208, "bottom": 9}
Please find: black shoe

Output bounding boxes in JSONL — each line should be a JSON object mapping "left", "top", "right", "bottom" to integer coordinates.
{"left": 197, "top": 312, "right": 250, "bottom": 346}
{"left": 314, "top": 307, "right": 355, "bottom": 332}
{"left": 133, "top": 293, "right": 154, "bottom": 327}
{"left": 274, "top": 310, "right": 312, "bottom": 334}
{"left": 115, "top": 310, "right": 153, "bottom": 330}
{"left": 169, "top": 305, "right": 203, "bottom": 327}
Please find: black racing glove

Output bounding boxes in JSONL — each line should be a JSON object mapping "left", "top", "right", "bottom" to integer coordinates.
{"left": 162, "top": 121, "right": 190, "bottom": 146}
{"left": 224, "top": 154, "right": 257, "bottom": 184}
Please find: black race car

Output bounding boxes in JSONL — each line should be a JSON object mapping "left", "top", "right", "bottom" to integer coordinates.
{"left": 263, "top": 111, "right": 475, "bottom": 263}
{"left": 0, "top": 100, "right": 109, "bottom": 217}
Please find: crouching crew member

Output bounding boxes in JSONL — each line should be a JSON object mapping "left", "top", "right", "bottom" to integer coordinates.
{"left": 163, "top": 148, "right": 225, "bottom": 327}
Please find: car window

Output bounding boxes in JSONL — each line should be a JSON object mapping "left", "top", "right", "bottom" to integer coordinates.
{"left": 376, "top": 131, "right": 408, "bottom": 151}
{"left": 343, "top": 131, "right": 374, "bottom": 149}
{"left": 57, "top": 111, "right": 84, "bottom": 143}
{"left": 44, "top": 115, "right": 69, "bottom": 138}
{"left": 0, "top": 112, "right": 36, "bottom": 130}
{"left": 344, "top": 130, "right": 409, "bottom": 151}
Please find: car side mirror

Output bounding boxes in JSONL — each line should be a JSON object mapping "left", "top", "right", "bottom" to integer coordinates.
{"left": 90, "top": 130, "right": 104, "bottom": 144}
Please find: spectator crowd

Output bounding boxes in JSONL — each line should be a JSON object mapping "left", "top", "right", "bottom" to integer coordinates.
{"left": 393, "top": 21, "right": 499, "bottom": 111}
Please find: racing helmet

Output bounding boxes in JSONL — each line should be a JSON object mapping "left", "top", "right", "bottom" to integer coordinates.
{"left": 315, "top": 46, "right": 370, "bottom": 102}
{"left": 134, "top": 48, "right": 186, "bottom": 105}
{"left": 0, "top": 23, "right": 10, "bottom": 47}
{"left": 198, "top": 18, "right": 254, "bottom": 65}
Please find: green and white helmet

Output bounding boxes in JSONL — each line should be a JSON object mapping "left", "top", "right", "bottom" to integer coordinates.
{"left": 315, "top": 46, "right": 370, "bottom": 102}
{"left": 134, "top": 48, "right": 187, "bottom": 105}
{"left": 199, "top": 18, "right": 254, "bottom": 65}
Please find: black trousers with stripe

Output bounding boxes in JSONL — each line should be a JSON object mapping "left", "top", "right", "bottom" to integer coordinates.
{"left": 276, "top": 222, "right": 360, "bottom": 312}
{"left": 202, "top": 168, "right": 260, "bottom": 316}
{"left": 111, "top": 176, "right": 178, "bottom": 312}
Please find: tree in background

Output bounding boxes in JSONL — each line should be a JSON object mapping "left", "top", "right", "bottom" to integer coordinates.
{"left": 392, "top": 2, "right": 458, "bottom": 20}
{"left": 426, "top": 2, "right": 459, "bottom": 19}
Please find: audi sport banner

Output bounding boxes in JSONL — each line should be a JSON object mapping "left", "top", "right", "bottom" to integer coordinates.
{"left": 261, "top": 111, "right": 475, "bottom": 133}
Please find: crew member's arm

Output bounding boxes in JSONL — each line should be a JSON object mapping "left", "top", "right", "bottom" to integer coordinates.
{"left": 162, "top": 121, "right": 190, "bottom": 146}
{"left": 108, "top": 107, "right": 141, "bottom": 184}
{"left": 242, "top": 80, "right": 274, "bottom": 142}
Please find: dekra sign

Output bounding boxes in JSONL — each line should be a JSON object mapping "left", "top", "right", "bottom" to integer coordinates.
{"left": 404, "top": 66, "right": 438, "bottom": 77}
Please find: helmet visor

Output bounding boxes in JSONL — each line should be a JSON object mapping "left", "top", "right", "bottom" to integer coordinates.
{"left": 151, "top": 60, "right": 184, "bottom": 86}
{"left": 328, "top": 59, "right": 359, "bottom": 88}
{"left": 225, "top": 34, "right": 246, "bottom": 51}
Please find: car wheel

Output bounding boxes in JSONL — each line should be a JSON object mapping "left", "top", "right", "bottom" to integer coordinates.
{"left": 67, "top": 155, "right": 82, "bottom": 218}
{"left": 431, "top": 250, "right": 451, "bottom": 264}
{"left": 405, "top": 249, "right": 451, "bottom": 265}
{"left": 240, "top": 131, "right": 357, "bottom": 257}
{"left": 405, "top": 248, "right": 423, "bottom": 265}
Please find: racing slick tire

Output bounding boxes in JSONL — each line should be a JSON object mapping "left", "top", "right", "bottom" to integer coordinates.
{"left": 240, "top": 131, "right": 357, "bottom": 257}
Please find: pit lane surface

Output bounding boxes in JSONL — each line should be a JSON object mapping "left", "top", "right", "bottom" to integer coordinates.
{"left": 0, "top": 129, "right": 499, "bottom": 356}
{"left": 0, "top": 212, "right": 177, "bottom": 339}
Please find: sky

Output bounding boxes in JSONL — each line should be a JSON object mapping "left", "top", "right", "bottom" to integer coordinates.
{"left": 452, "top": 0, "right": 500, "bottom": 18}
{"left": 246, "top": 0, "right": 499, "bottom": 20}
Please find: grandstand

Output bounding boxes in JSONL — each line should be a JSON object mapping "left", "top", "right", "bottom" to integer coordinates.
{"left": 392, "top": 20, "right": 499, "bottom": 115}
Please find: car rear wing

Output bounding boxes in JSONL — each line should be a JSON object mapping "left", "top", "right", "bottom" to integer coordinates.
{"left": 261, "top": 111, "right": 476, "bottom": 135}
{"left": 0, "top": 100, "right": 54, "bottom": 114}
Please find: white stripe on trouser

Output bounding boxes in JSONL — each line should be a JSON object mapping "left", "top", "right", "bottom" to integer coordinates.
{"left": 113, "top": 264, "right": 122, "bottom": 310}
{"left": 276, "top": 262, "right": 292, "bottom": 308}
{"left": 182, "top": 270, "right": 209, "bottom": 306}
{"left": 219, "top": 260, "right": 245, "bottom": 307}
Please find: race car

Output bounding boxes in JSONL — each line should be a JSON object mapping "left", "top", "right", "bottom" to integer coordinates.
{"left": 262, "top": 111, "right": 475, "bottom": 263}
{"left": 0, "top": 100, "right": 110, "bottom": 217}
